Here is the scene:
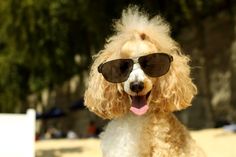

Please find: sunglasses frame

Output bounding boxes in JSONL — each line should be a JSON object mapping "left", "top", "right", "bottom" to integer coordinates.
{"left": 98, "top": 53, "right": 173, "bottom": 83}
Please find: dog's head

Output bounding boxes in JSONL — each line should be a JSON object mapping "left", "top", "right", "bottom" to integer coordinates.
{"left": 84, "top": 6, "right": 197, "bottom": 119}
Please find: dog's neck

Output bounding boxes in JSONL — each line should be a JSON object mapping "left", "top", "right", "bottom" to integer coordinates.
{"left": 100, "top": 112, "right": 184, "bottom": 157}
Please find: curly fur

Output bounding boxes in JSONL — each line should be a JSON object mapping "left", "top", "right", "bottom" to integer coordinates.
{"left": 85, "top": 6, "right": 205, "bottom": 157}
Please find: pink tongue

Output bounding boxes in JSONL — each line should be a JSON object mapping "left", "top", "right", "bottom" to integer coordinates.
{"left": 130, "top": 96, "right": 149, "bottom": 116}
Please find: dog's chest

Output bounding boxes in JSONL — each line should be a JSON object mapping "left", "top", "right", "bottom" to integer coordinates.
{"left": 100, "top": 114, "right": 149, "bottom": 157}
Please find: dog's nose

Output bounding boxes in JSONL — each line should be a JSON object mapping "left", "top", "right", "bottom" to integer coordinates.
{"left": 130, "top": 81, "right": 144, "bottom": 93}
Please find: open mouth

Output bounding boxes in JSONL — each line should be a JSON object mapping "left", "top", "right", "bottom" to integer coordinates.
{"left": 129, "top": 91, "right": 151, "bottom": 116}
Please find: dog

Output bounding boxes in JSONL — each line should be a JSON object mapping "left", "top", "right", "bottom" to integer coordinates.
{"left": 85, "top": 6, "right": 206, "bottom": 157}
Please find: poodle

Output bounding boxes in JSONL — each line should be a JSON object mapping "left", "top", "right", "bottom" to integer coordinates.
{"left": 84, "top": 6, "right": 206, "bottom": 157}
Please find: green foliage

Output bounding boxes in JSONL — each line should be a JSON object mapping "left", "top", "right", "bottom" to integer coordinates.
{"left": 0, "top": 0, "right": 91, "bottom": 112}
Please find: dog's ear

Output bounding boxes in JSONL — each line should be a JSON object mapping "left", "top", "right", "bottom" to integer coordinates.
{"left": 152, "top": 49, "right": 197, "bottom": 112}
{"left": 84, "top": 52, "right": 129, "bottom": 119}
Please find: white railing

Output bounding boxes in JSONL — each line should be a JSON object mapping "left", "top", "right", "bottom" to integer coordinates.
{"left": 0, "top": 109, "right": 35, "bottom": 157}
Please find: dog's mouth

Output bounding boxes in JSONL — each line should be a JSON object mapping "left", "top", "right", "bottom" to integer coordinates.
{"left": 129, "top": 91, "right": 151, "bottom": 116}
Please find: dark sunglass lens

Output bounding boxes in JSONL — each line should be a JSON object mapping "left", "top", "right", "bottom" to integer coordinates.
{"left": 99, "top": 59, "right": 133, "bottom": 83}
{"left": 139, "top": 53, "right": 172, "bottom": 77}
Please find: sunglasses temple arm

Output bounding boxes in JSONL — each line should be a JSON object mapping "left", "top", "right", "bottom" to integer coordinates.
{"left": 98, "top": 64, "right": 103, "bottom": 73}
{"left": 170, "top": 56, "right": 173, "bottom": 62}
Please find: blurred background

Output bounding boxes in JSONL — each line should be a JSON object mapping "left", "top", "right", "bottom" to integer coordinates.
{"left": 0, "top": 0, "right": 236, "bottom": 157}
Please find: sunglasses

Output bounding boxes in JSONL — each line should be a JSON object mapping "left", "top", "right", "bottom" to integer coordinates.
{"left": 98, "top": 53, "right": 173, "bottom": 83}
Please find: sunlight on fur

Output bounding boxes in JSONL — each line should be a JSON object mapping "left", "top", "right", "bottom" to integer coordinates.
{"left": 85, "top": 5, "right": 205, "bottom": 157}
